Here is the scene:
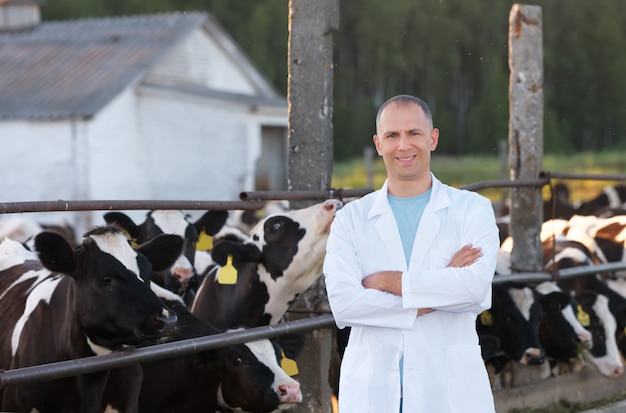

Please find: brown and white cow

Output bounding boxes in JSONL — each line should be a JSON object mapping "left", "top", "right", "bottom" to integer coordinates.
{"left": 190, "top": 199, "right": 342, "bottom": 330}
{"left": 0, "top": 228, "right": 182, "bottom": 412}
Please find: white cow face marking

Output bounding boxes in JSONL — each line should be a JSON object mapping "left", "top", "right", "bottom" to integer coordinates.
{"left": 151, "top": 210, "right": 190, "bottom": 237}
{"left": 509, "top": 287, "right": 534, "bottom": 321}
{"left": 90, "top": 232, "right": 141, "bottom": 281}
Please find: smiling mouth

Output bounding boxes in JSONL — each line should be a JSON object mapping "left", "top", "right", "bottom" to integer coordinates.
{"left": 396, "top": 155, "right": 416, "bottom": 161}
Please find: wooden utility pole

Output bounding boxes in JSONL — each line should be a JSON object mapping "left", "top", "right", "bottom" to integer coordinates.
{"left": 508, "top": 4, "right": 544, "bottom": 273}
{"left": 286, "top": 1, "right": 339, "bottom": 413}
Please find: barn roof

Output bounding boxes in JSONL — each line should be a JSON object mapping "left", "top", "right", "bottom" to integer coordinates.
{"left": 0, "top": 11, "right": 282, "bottom": 120}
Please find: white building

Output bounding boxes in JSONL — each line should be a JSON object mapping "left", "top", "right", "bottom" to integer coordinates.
{"left": 0, "top": 1, "right": 288, "bottom": 236}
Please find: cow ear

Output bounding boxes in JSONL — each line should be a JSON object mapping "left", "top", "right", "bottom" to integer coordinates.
{"left": 103, "top": 212, "right": 140, "bottom": 239}
{"left": 34, "top": 231, "right": 77, "bottom": 274}
{"left": 194, "top": 210, "right": 229, "bottom": 236}
{"left": 538, "top": 291, "right": 571, "bottom": 311}
{"left": 575, "top": 291, "right": 598, "bottom": 308}
{"left": 273, "top": 332, "right": 306, "bottom": 360}
{"left": 136, "top": 234, "right": 184, "bottom": 272}
{"left": 211, "top": 240, "right": 262, "bottom": 265}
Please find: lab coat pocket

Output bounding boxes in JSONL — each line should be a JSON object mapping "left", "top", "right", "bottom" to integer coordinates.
{"left": 445, "top": 344, "right": 495, "bottom": 413}
{"left": 338, "top": 345, "right": 372, "bottom": 411}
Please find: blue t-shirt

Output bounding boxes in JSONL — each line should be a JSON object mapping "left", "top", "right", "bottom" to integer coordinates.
{"left": 388, "top": 189, "right": 431, "bottom": 267}
{"left": 388, "top": 188, "right": 431, "bottom": 411}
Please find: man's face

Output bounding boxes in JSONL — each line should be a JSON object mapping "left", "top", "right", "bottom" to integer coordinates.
{"left": 373, "top": 102, "right": 439, "bottom": 185}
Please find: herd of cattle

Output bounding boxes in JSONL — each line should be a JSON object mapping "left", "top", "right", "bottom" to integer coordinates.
{"left": 0, "top": 199, "right": 342, "bottom": 412}
{"left": 0, "top": 181, "right": 625, "bottom": 412}
{"left": 487, "top": 183, "right": 626, "bottom": 389}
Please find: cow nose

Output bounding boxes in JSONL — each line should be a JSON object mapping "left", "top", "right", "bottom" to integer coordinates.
{"left": 523, "top": 348, "right": 545, "bottom": 365}
{"left": 172, "top": 267, "right": 194, "bottom": 283}
{"left": 578, "top": 331, "right": 593, "bottom": 348}
{"left": 278, "top": 381, "right": 302, "bottom": 403}
{"left": 324, "top": 199, "right": 343, "bottom": 212}
{"left": 612, "top": 366, "right": 624, "bottom": 378}
{"left": 153, "top": 308, "right": 178, "bottom": 336}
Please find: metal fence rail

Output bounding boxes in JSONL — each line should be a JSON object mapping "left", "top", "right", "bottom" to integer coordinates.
{"left": 0, "top": 315, "right": 336, "bottom": 389}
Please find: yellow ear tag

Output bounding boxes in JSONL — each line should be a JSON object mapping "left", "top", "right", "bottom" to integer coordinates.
{"left": 480, "top": 310, "right": 493, "bottom": 326}
{"left": 196, "top": 230, "right": 214, "bottom": 251}
{"left": 281, "top": 350, "right": 299, "bottom": 376}
{"left": 217, "top": 255, "right": 237, "bottom": 284}
{"left": 124, "top": 231, "right": 139, "bottom": 249}
{"left": 577, "top": 304, "right": 590, "bottom": 327}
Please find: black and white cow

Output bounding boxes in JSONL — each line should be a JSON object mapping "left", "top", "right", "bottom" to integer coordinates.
{"left": 103, "top": 209, "right": 229, "bottom": 305}
{"left": 573, "top": 291, "right": 624, "bottom": 378}
{"left": 139, "top": 288, "right": 303, "bottom": 413}
{"left": 191, "top": 199, "right": 343, "bottom": 330}
{"left": 575, "top": 185, "right": 626, "bottom": 216}
{"left": 501, "top": 227, "right": 625, "bottom": 379}
{"left": 478, "top": 281, "right": 546, "bottom": 367}
{"left": 0, "top": 228, "right": 182, "bottom": 412}
{"left": 534, "top": 281, "right": 592, "bottom": 376}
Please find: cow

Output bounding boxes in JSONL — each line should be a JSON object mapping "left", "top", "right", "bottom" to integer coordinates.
{"left": 575, "top": 184, "right": 626, "bottom": 216}
{"left": 534, "top": 281, "right": 592, "bottom": 376}
{"left": 103, "top": 209, "right": 229, "bottom": 305}
{"left": 0, "top": 228, "right": 183, "bottom": 413}
{"left": 139, "top": 287, "right": 303, "bottom": 413}
{"left": 190, "top": 199, "right": 343, "bottom": 330}
{"left": 477, "top": 281, "right": 545, "bottom": 373}
{"left": 573, "top": 291, "right": 624, "bottom": 378}
{"left": 532, "top": 235, "right": 625, "bottom": 379}
{"left": 0, "top": 215, "right": 77, "bottom": 248}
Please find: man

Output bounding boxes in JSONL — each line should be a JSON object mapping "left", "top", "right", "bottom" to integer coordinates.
{"left": 323, "top": 94, "right": 499, "bottom": 412}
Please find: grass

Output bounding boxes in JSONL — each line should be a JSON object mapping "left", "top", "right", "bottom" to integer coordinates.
{"left": 331, "top": 150, "right": 626, "bottom": 204}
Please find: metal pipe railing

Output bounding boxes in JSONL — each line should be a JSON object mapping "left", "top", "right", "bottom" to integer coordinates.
{"left": 0, "top": 315, "right": 336, "bottom": 389}
{"left": 0, "top": 200, "right": 266, "bottom": 214}
{"left": 492, "top": 262, "right": 626, "bottom": 284}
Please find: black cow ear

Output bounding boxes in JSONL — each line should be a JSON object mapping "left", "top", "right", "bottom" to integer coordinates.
{"left": 211, "top": 240, "right": 262, "bottom": 265}
{"left": 194, "top": 210, "right": 229, "bottom": 236}
{"left": 35, "top": 231, "right": 77, "bottom": 274}
{"left": 273, "top": 332, "right": 307, "bottom": 360}
{"left": 538, "top": 291, "right": 570, "bottom": 311}
{"left": 575, "top": 291, "right": 598, "bottom": 308}
{"left": 136, "top": 234, "right": 184, "bottom": 271}
{"left": 103, "top": 212, "right": 140, "bottom": 239}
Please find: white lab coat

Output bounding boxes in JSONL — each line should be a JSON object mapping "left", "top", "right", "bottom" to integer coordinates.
{"left": 324, "top": 175, "right": 499, "bottom": 413}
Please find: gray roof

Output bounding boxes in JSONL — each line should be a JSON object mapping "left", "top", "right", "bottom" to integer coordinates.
{"left": 0, "top": 12, "right": 211, "bottom": 120}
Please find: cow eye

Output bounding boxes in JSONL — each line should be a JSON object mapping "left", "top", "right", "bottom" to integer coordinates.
{"left": 101, "top": 275, "right": 113, "bottom": 285}
{"left": 271, "top": 222, "right": 281, "bottom": 233}
{"left": 232, "top": 356, "right": 243, "bottom": 366}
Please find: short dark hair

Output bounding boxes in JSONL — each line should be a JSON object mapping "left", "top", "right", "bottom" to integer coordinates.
{"left": 376, "top": 95, "right": 433, "bottom": 129}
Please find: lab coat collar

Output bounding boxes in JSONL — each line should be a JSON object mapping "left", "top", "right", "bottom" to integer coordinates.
{"left": 368, "top": 173, "right": 451, "bottom": 220}
{"left": 367, "top": 173, "right": 452, "bottom": 270}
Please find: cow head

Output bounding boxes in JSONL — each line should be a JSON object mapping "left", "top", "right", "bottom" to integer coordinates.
{"left": 482, "top": 282, "right": 545, "bottom": 366}
{"left": 217, "top": 338, "right": 302, "bottom": 412}
{"left": 34, "top": 227, "right": 182, "bottom": 353}
{"left": 248, "top": 199, "right": 343, "bottom": 281}
{"left": 104, "top": 210, "right": 229, "bottom": 303}
{"left": 575, "top": 291, "right": 624, "bottom": 378}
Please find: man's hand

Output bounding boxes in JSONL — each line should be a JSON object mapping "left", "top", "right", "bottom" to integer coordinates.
{"left": 447, "top": 244, "right": 482, "bottom": 268}
{"left": 362, "top": 271, "right": 402, "bottom": 295}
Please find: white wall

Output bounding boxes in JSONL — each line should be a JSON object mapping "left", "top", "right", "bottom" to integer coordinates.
{"left": 137, "top": 85, "right": 257, "bottom": 201}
